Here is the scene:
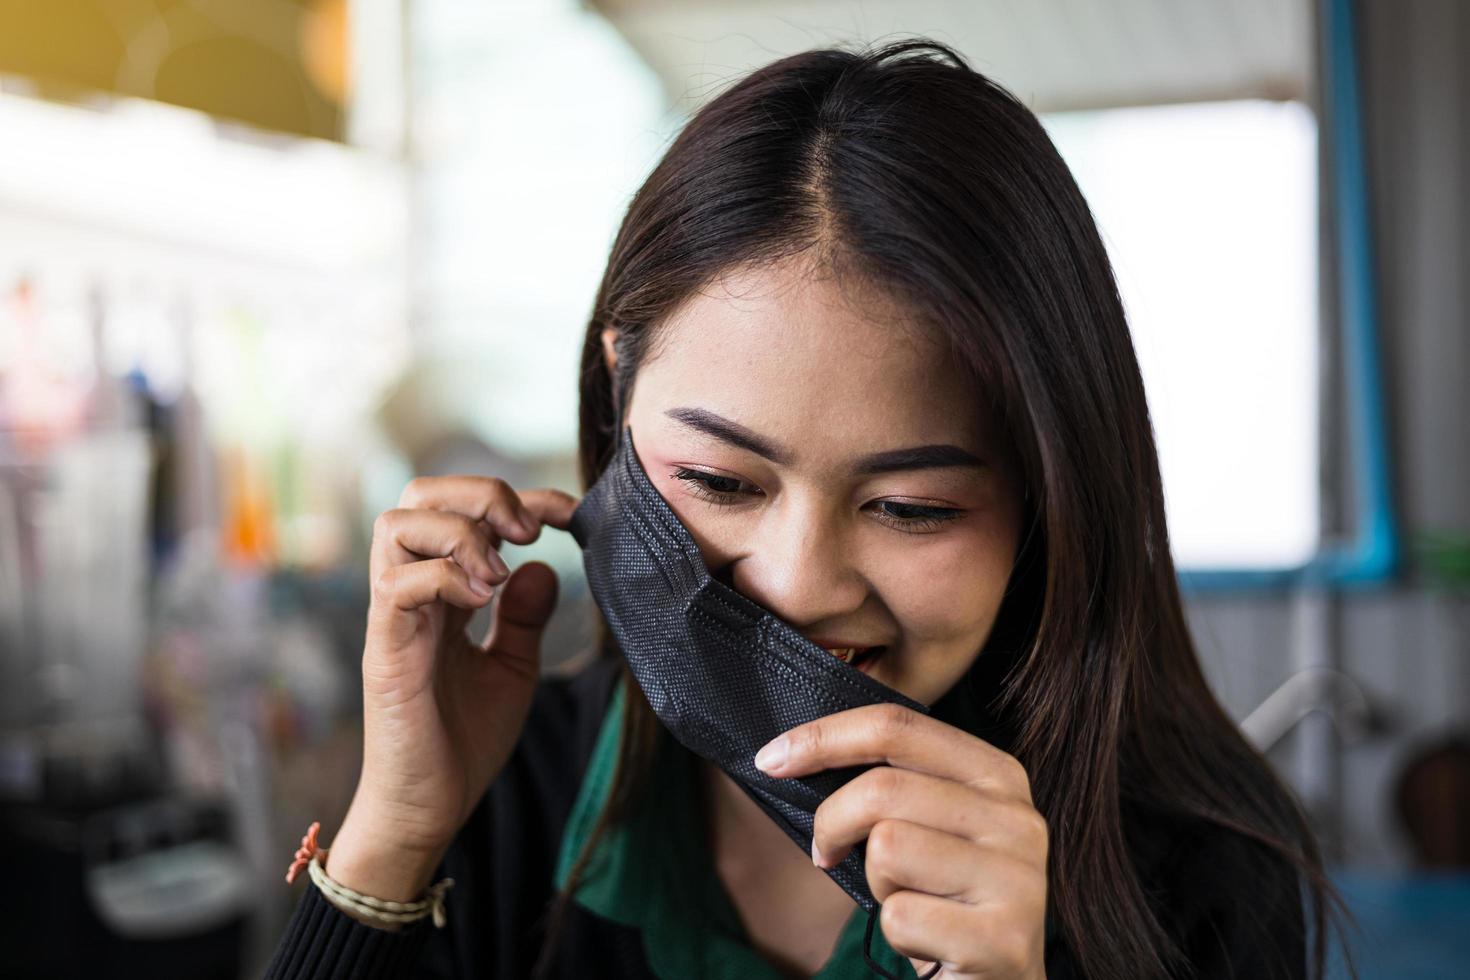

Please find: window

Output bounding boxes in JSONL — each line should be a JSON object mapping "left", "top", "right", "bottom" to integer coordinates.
{"left": 1043, "top": 100, "right": 1321, "bottom": 572}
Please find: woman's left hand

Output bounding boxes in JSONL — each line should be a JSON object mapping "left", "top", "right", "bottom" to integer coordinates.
{"left": 754, "top": 703, "right": 1049, "bottom": 980}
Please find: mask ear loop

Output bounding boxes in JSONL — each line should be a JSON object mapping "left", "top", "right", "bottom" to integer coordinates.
{"left": 863, "top": 910, "right": 942, "bottom": 979}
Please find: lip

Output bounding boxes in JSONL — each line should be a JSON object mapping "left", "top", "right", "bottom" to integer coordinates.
{"left": 805, "top": 637, "right": 883, "bottom": 651}
{"left": 805, "top": 638, "right": 890, "bottom": 671}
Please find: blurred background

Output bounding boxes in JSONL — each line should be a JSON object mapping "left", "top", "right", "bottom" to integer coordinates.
{"left": 0, "top": 1, "right": 1465, "bottom": 977}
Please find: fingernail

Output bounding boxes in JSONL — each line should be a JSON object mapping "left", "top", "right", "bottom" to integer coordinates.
{"left": 469, "top": 578, "right": 494, "bottom": 597}
{"left": 811, "top": 839, "right": 826, "bottom": 868}
{"left": 487, "top": 549, "right": 509, "bottom": 577}
{"left": 754, "top": 736, "right": 787, "bottom": 773}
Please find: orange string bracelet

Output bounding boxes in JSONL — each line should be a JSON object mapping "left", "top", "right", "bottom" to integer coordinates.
{"left": 285, "top": 821, "right": 322, "bottom": 885}
{"left": 284, "top": 820, "right": 455, "bottom": 928}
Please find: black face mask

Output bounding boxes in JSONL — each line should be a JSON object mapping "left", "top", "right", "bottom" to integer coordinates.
{"left": 570, "top": 426, "right": 942, "bottom": 980}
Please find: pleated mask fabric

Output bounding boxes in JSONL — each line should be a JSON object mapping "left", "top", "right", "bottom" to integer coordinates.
{"left": 568, "top": 425, "right": 932, "bottom": 916}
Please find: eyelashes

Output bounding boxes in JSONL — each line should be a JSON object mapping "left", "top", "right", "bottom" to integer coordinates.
{"left": 672, "top": 467, "right": 752, "bottom": 499}
{"left": 669, "top": 467, "right": 963, "bottom": 534}
{"left": 871, "top": 500, "right": 964, "bottom": 532}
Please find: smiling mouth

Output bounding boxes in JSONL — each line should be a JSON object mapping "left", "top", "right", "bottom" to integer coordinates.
{"left": 822, "top": 645, "right": 886, "bottom": 667}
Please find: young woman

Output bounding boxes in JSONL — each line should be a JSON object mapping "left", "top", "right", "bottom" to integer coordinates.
{"left": 265, "top": 39, "right": 1350, "bottom": 980}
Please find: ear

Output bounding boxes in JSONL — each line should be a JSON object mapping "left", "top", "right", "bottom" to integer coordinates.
{"left": 600, "top": 328, "right": 620, "bottom": 373}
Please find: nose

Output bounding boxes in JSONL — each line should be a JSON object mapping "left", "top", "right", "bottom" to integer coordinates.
{"left": 723, "top": 497, "right": 871, "bottom": 630}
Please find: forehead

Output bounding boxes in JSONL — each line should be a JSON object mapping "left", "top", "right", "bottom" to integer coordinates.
{"left": 638, "top": 258, "right": 994, "bottom": 460}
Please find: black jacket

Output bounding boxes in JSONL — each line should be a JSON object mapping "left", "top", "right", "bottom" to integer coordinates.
{"left": 262, "top": 656, "right": 1307, "bottom": 979}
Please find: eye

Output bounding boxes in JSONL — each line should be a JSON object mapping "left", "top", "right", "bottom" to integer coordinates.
{"left": 671, "top": 467, "right": 762, "bottom": 504}
{"left": 868, "top": 500, "right": 963, "bottom": 533}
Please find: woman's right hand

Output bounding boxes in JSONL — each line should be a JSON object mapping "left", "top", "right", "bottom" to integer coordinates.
{"left": 325, "top": 476, "right": 579, "bottom": 906}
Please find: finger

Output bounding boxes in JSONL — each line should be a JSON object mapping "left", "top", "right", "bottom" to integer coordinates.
{"left": 754, "top": 702, "right": 1034, "bottom": 803}
{"left": 400, "top": 478, "right": 579, "bottom": 542}
{"left": 863, "top": 819, "right": 1043, "bottom": 911}
{"left": 881, "top": 889, "right": 1036, "bottom": 979}
{"left": 515, "top": 488, "right": 580, "bottom": 532}
{"left": 862, "top": 819, "right": 981, "bottom": 905}
{"left": 370, "top": 507, "right": 505, "bottom": 586}
{"left": 812, "top": 767, "right": 1049, "bottom": 869}
{"left": 482, "top": 561, "right": 559, "bottom": 675}
{"left": 369, "top": 558, "right": 495, "bottom": 649}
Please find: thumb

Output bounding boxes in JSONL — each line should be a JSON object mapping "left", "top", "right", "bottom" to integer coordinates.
{"left": 483, "top": 560, "right": 559, "bottom": 669}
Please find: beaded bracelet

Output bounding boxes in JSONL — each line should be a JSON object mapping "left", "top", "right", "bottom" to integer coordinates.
{"left": 285, "top": 821, "right": 455, "bottom": 929}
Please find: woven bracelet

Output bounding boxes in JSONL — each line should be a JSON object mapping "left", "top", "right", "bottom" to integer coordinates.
{"left": 286, "top": 821, "right": 455, "bottom": 929}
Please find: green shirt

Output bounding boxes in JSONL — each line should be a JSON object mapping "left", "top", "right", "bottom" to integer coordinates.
{"left": 553, "top": 674, "right": 1017, "bottom": 979}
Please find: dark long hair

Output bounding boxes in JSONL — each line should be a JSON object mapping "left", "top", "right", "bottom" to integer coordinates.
{"left": 540, "top": 38, "right": 1352, "bottom": 980}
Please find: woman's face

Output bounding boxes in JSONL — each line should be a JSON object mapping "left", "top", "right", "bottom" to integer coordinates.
{"left": 610, "top": 257, "right": 1026, "bottom": 707}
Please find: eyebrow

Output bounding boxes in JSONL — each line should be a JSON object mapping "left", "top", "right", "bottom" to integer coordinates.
{"left": 855, "top": 444, "right": 988, "bottom": 475}
{"left": 665, "top": 407, "right": 793, "bottom": 464}
{"left": 663, "top": 407, "right": 986, "bottom": 475}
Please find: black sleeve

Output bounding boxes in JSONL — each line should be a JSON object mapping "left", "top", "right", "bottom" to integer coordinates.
{"left": 262, "top": 881, "right": 437, "bottom": 980}
{"left": 261, "top": 657, "right": 620, "bottom": 980}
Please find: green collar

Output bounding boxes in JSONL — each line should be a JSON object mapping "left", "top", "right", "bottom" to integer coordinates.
{"left": 553, "top": 673, "right": 1058, "bottom": 976}
{"left": 553, "top": 680, "right": 918, "bottom": 979}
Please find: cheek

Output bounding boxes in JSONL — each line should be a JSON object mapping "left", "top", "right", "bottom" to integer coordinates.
{"left": 665, "top": 497, "right": 742, "bottom": 569}
{"left": 877, "top": 522, "right": 1017, "bottom": 646}
{"left": 635, "top": 452, "right": 742, "bottom": 567}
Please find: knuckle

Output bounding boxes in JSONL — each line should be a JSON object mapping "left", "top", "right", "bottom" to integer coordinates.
{"left": 470, "top": 516, "right": 496, "bottom": 548}
{"left": 1001, "top": 753, "right": 1032, "bottom": 795}
{"left": 447, "top": 511, "right": 480, "bottom": 544}
{"left": 864, "top": 847, "right": 894, "bottom": 901}
{"left": 792, "top": 723, "right": 825, "bottom": 759}
{"left": 485, "top": 476, "right": 513, "bottom": 503}
{"left": 866, "top": 818, "right": 903, "bottom": 866}
{"left": 879, "top": 891, "right": 913, "bottom": 938}
{"left": 399, "top": 476, "right": 431, "bottom": 507}
{"left": 372, "top": 509, "right": 398, "bottom": 539}
{"left": 861, "top": 766, "right": 904, "bottom": 808}
{"left": 1025, "top": 808, "right": 1050, "bottom": 856}
{"left": 485, "top": 478, "right": 528, "bottom": 526}
{"left": 872, "top": 703, "right": 912, "bottom": 740}
{"left": 371, "top": 566, "right": 399, "bottom": 603}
